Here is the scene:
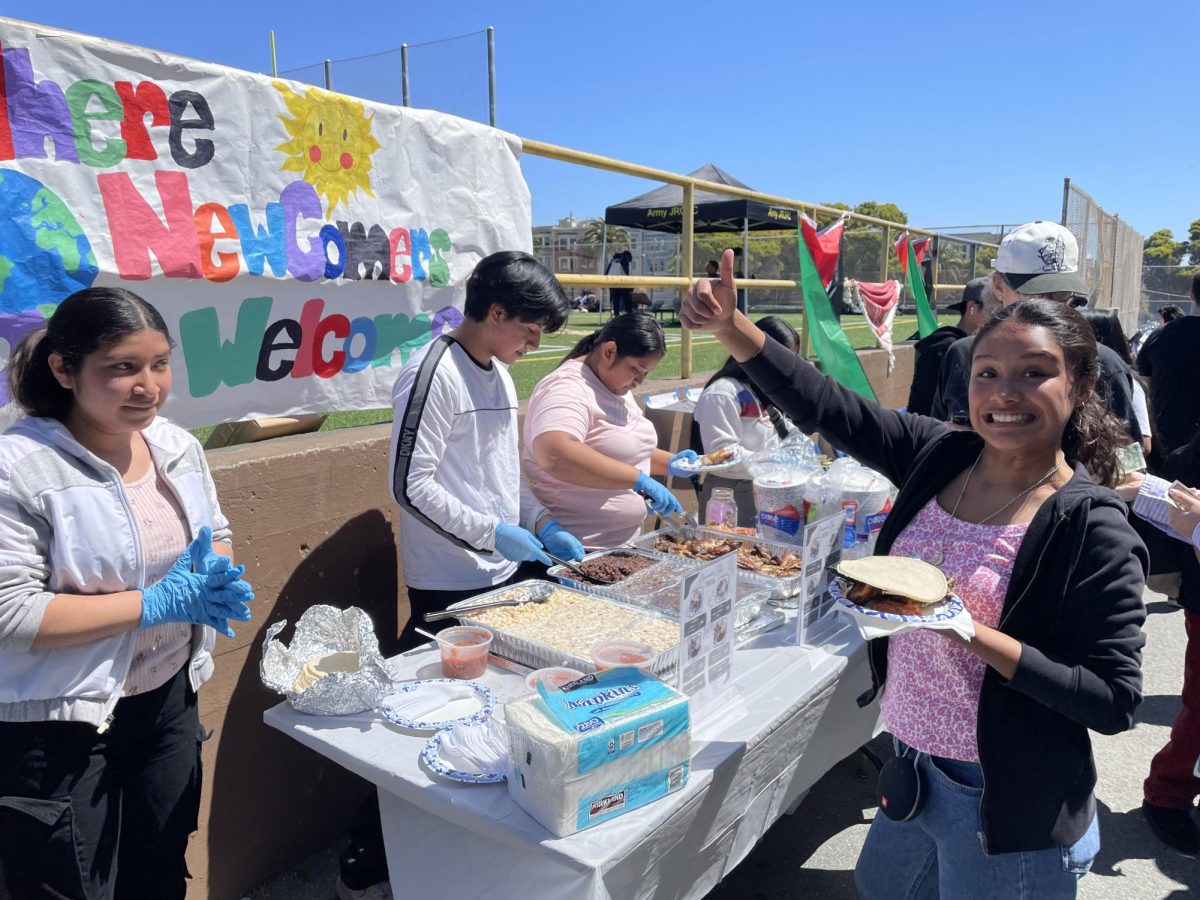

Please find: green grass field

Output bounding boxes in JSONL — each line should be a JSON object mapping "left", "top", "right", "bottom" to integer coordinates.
{"left": 192, "top": 312, "right": 930, "bottom": 445}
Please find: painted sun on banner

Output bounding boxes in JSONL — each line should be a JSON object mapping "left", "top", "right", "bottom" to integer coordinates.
{"left": 0, "top": 17, "right": 532, "bottom": 427}
{"left": 273, "top": 82, "right": 382, "bottom": 215}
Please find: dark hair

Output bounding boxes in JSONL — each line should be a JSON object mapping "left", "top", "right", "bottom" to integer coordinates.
{"left": 1192, "top": 273, "right": 1200, "bottom": 299}
{"left": 703, "top": 316, "right": 800, "bottom": 391}
{"left": 1159, "top": 304, "right": 1184, "bottom": 323}
{"left": 562, "top": 311, "right": 666, "bottom": 365}
{"left": 463, "top": 251, "right": 570, "bottom": 333}
{"left": 8, "top": 287, "right": 171, "bottom": 421}
{"left": 1081, "top": 310, "right": 1133, "bottom": 365}
{"left": 971, "top": 299, "right": 1125, "bottom": 487}
{"left": 689, "top": 317, "right": 800, "bottom": 453}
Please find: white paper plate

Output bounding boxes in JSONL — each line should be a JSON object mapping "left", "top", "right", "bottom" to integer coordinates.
{"left": 673, "top": 449, "right": 742, "bottom": 474}
{"left": 421, "top": 728, "right": 508, "bottom": 784}
{"left": 379, "top": 679, "right": 496, "bottom": 731}
{"left": 829, "top": 578, "right": 964, "bottom": 625}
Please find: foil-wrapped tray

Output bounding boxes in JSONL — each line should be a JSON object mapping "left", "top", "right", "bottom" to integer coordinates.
{"left": 631, "top": 527, "right": 805, "bottom": 600}
{"left": 446, "top": 580, "right": 679, "bottom": 676}
{"left": 260, "top": 605, "right": 395, "bottom": 716}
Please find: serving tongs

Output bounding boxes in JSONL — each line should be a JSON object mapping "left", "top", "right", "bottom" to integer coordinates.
{"left": 642, "top": 496, "right": 700, "bottom": 539}
{"left": 663, "top": 509, "right": 700, "bottom": 539}
{"left": 545, "top": 551, "right": 617, "bottom": 585}
{"left": 423, "top": 592, "right": 551, "bottom": 622}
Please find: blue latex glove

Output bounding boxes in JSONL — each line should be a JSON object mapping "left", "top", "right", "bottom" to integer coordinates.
{"left": 667, "top": 449, "right": 699, "bottom": 478}
{"left": 494, "top": 522, "right": 552, "bottom": 566}
{"left": 140, "top": 527, "right": 255, "bottom": 638}
{"left": 635, "top": 471, "right": 683, "bottom": 517}
{"left": 538, "top": 520, "right": 585, "bottom": 562}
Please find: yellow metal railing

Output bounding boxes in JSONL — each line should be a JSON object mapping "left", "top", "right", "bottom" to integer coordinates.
{"left": 522, "top": 137, "right": 996, "bottom": 375}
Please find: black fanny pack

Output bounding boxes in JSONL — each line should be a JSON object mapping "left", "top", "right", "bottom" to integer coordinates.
{"left": 877, "top": 745, "right": 924, "bottom": 821}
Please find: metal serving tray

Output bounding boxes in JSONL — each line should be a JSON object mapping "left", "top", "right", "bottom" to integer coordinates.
{"left": 549, "top": 548, "right": 771, "bottom": 630}
{"left": 547, "top": 548, "right": 696, "bottom": 612}
{"left": 445, "top": 580, "right": 679, "bottom": 676}
{"left": 630, "top": 527, "right": 806, "bottom": 600}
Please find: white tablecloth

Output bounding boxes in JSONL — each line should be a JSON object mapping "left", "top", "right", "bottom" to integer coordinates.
{"left": 264, "top": 616, "right": 881, "bottom": 900}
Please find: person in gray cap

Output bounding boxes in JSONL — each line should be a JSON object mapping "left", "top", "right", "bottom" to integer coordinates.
{"left": 931, "top": 222, "right": 1142, "bottom": 445}
{"left": 906, "top": 276, "right": 988, "bottom": 416}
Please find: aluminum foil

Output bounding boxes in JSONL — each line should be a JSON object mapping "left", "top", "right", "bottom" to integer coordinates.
{"left": 260, "top": 605, "right": 395, "bottom": 715}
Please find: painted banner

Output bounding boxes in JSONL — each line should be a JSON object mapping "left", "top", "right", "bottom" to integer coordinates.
{"left": 0, "top": 18, "right": 532, "bottom": 426}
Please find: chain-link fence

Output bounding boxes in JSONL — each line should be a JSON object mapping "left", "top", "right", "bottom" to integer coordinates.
{"left": 532, "top": 223, "right": 996, "bottom": 316}
{"left": 1061, "top": 179, "right": 1143, "bottom": 331}
{"left": 1142, "top": 265, "right": 1195, "bottom": 319}
{"left": 276, "top": 30, "right": 491, "bottom": 124}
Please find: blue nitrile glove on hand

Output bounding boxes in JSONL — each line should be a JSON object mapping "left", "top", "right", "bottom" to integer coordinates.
{"left": 494, "top": 522, "right": 552, "bottom": 566}
{"left": 538, "top": 519, "right": 585, "bottom": 562}
{"left": 140, "top": 527, "right": 255, "bottom": 638}
{"left": 667, "top": 449, "right": 699, "bottom": 479}
{"left": 635, "top": 471, "right": 684, "bottom": 517}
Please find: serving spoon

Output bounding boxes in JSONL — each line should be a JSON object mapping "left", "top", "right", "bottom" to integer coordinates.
{"left": 545, "top": 551, "right": 617, "bottom": 585}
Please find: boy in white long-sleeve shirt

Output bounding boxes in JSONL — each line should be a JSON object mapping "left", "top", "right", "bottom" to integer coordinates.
{"left": 389, "top": 250, "right": 583, "bottom": 647}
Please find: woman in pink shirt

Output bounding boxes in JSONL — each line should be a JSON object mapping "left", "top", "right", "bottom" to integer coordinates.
{"left": 524, "top": 313, "right": 694, "bottom": 550}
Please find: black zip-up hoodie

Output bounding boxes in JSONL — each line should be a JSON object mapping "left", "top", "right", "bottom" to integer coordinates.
{"left": 744, "top": 336, "right": 1147, "bottom": 854}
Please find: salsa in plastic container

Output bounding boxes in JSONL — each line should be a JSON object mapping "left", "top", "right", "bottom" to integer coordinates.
{"left": 524, "top": 667, "right": 585, "bottom": 692}
{"left": 435, "top": 626, "right": 493, "bottom": 680}
{"left": 590, "top": 639, "right": 655, "bottom": 672}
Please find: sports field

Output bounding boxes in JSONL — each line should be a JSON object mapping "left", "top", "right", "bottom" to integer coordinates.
{"left": 192, "top": 312, "right": 932, "bottom": 444}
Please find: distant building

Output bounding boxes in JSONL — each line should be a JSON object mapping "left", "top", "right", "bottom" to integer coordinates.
{"left": 531, "top": 216, "right": 681, "bottom": 308}
{"left": 531, "top": 215, "right": 597, "bottom": 277}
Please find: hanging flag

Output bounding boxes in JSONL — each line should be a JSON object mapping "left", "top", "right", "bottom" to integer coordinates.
{"left": 801, "top": 217, "right": 845, "bottom": 288}
{"left": 846, "top": 279, "right": 902, "bottom": 373}
{"left": 895, "top": 232, "right": 938, "bottom": 338}
{"left": 797, "top": 216, "right": 877, "bottom": 400}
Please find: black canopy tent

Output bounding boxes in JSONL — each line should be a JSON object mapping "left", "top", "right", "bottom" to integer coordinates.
{"left": 604, "top": 164, "right": 797, "bottom": 234}
{"left": 601, "top": 164, "right": 802, "bottom": 313}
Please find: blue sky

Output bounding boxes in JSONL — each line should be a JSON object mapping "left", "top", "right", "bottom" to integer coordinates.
{"left": 5, "top": 1, "right": 1196, "bottom": 239}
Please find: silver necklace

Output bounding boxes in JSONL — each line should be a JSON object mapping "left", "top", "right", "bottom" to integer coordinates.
{"left": 925, "top": 453, "right": 1063, "bottom": 566}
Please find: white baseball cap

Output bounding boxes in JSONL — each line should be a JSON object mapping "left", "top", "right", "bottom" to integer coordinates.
{"left": 992, "top": 221, "right": 1089, "bottom": 296}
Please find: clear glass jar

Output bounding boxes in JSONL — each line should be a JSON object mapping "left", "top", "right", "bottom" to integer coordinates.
{"left": 705, "top": 487, "right": 738, "bottom": 529}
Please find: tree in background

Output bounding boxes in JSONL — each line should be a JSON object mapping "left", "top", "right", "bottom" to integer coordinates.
{"left": 851, "top": 201, "right": 907, "bottom": 225}
{"left": 582, "top": 218, "right": 629, "bottom": 252}
{"left": 1182, "top": 219, "right": 1200, "bottom": 274}
{"left": 1142, "top": 226, "right": 1191, "bottom": 304}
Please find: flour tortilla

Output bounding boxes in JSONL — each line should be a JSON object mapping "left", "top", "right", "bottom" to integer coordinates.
{"left": 292, "top": 651, "right": 361, "bottom": 693}
{"left": 835, "top": 556, "right": 948, "bottom": 606}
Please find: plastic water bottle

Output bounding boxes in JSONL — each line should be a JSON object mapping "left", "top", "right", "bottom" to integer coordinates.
{"left": 705, "top": 488, "right": 738, "bottom": 529}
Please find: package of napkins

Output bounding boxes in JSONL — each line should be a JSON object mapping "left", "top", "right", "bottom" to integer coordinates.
{"left": 505, "top": 668, "right": 690, "bottom": 837}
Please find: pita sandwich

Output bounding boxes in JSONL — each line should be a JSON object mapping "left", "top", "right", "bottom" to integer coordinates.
{"left": 835, "top": 556, "right": 948, "bottom": 607}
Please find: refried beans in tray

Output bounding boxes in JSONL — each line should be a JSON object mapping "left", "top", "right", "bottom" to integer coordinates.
{"left": 574, "top": 553, "right": 656, "bottom": 585}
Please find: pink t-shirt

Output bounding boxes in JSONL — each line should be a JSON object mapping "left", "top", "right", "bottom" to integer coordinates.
{"left": 523, "top": 359, "right": 660, "bottom": 549}
{"left": 123, "top": 461, "right": 193, "bottom": 697}
{"left": 881, "top": 497, "right": 1029, "bottom": 761}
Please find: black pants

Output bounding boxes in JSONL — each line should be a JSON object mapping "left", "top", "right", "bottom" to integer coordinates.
{"left": 400, "top": 561, "right": 547, "bottom": 651}
{"left": 611, "top": 288, "right": 633, "bottom": 315}
{"left": 0, "top": 666, "right": 203, "bottom": 900}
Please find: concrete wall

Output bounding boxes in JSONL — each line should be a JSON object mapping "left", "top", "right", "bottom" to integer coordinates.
{"left": 187, "top": 344, "right": 916, "bottom": 898}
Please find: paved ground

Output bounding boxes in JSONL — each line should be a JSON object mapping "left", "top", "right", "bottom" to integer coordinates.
{"left": 246, "top": 588, "right": 1198, "bottom": 899}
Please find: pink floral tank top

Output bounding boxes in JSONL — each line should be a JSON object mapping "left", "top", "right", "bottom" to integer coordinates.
{"left": 881, "top": 496, "right": 1029, "bottom": 761}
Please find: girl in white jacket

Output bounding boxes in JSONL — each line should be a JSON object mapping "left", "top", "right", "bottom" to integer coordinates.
{"left": 691, "top": 316, "right": 803, "bottom": 526}
{"left": 0, "top": 288, "right": 253, "bottom": 899}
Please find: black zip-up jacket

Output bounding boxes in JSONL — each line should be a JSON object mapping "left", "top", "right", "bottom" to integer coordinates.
{"left": 743, "top": 336, "right": 1147, "bottom": 854}
{"left": 906, "top": 324, "right": 966, "bottom": 416}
